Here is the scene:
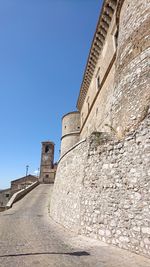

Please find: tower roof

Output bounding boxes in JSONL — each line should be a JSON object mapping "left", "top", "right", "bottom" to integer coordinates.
{"left": 41, "top": 141, "right": 55, "bottom": 145}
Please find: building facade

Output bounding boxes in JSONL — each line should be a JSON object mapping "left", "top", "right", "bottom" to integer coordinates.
{"left": 60, "top": 0, "right": 150, "bottom": 156}
{"left": 51, "top": 0, "right": 150, "bottom": 258}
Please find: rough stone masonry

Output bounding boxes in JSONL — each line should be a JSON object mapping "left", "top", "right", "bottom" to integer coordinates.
{"left": 51, "top": 109, "right": 150, "bottom": 258}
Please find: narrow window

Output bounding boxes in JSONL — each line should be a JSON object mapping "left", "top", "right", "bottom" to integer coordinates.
{"left": 96, "top": 107, "right": 98, "bottom": 116}
{"left": 114, "top": 29, "right": 119, "bottom": 49}
{"left": 81, "top": 112, "right": 84, "bottom": 124}
{"left": 86, "top": 96, "right": 90, "bottom": 112}
{"left": 96, "top": 67, "right": 100, "bottom": 90}
{"left": 97, "top": 76, "right": 100, "bottom": 90}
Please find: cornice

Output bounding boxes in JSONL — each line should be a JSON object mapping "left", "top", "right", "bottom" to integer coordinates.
{"left": 76, "top": 0, "right": 118, "bottom": 111}
{"left": 62, "top": 111, "right": 80, "bottom": 120}
{"left": 61, "top": 131, "right": 80, "bottom": 140}
{"left": 79, "top": 52, "right": 116, "bottom": 134}
{"left": 116, "top": 0, "right": 125, "bottom": 26}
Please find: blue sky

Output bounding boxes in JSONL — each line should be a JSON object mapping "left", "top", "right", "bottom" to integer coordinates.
{"left": 0, "top": 0, "right": 102, "bottom": 189}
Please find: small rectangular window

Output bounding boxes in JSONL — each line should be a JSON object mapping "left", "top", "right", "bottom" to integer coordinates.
{"left": 97, "top": 76, "right": 100, "bottom": 90}
{"left": 96, "top": 107, "right": 98, "bottom": 116}
{"left": 96, "top": 67, "right": 100, "bottom": 90}
{"left": 114, "top": 29, "right": 119, "bottom": 49}
{"left": 81, "top": 112, "right": 84, "bottom": 124}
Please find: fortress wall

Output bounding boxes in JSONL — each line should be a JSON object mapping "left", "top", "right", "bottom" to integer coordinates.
{"left": 61, "top": 134, "right": 80, "bottom": 157}
{"left": 80, "top": 64, "right": 116, "bottom": 138}
{"left": 50, "top": 140, "right": 87, "bottom": 233}
{"left": 50, "top": 109, "right": 150, "bottom": 257}
{"left": 80, "top": 12, "right": 117, "bottom": 138}
{"left": 61, "top": 112, "right": 80, "bottom": 156}
{"left": 79, "top": 0, "right": 150, "bottom": 140}
{"left": 111, "top": 0, "right": 150, "bottom": 135}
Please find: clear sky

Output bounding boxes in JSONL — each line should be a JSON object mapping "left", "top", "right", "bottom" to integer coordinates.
{"left": 0, "top": 0, "right": 102, "bottom": 189}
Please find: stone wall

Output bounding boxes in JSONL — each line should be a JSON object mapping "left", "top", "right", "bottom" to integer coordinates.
{"left": 50, "top": 109, "right": 150, "bottom": 257}
{"left": 111, "top": 0, "right": 150, "bottom": 135}
{"left": 51, "top": 140, "right": 86, "bottom": 233}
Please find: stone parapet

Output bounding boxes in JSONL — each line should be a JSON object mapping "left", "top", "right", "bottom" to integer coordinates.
{"left": 6, "top": 181, "right": 39, "bottom": 209}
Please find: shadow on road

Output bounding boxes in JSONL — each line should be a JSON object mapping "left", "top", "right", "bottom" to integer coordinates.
{"left": 0, "top": 251, "right": 90, "bottom": 258}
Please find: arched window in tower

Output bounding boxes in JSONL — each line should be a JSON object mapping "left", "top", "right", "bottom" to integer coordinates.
{"left": 45, "top": 145, "right": 50, "bottom": 153}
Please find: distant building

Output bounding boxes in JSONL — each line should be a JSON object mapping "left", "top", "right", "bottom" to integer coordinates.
{"left": 11, "top": 174, "right": 38, "bottom": 196}
{"left": 0, "top": 174, "right": 38, "bottom": 211}
{"left": 39, "top": 141, "right": 57, "bottom": 184}
{"left": 0, "top": 140, "right": 58, "bottom": 210}
{"left": 0, "top": 188, "right": 11, "bottom": 211}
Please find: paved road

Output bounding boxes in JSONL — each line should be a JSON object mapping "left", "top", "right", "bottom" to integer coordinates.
{"left": 0, "top": 185, "right": 150, "bottom": 267}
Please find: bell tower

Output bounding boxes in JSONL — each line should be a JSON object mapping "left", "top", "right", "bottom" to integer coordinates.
{"left": 39, "top": 141, "right": 55, "bottom": 183}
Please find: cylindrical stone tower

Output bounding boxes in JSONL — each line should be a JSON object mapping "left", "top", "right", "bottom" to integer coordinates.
{"left": 60, "top": 111, "right": 80, "bottom": 156}
{"left": 111, "top": 0, "right": 150, "bottom": 136}
{"left": 39, "top": 141, "right": 54, "bottom": 183}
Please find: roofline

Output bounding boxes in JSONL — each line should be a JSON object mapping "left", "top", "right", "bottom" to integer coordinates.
{"left": 62, "top": 111, "right": 80, "bottom": 120}
{"left": 41, "top": 141, "right": 55, "bottom": 145}
{"left": 11, "top": 174, "right": 38, "bottom": 183}
{"left": 0, "top": 188, "right": 11, "bottom": 192}
{"left": 76, "top": 0, "right": 118, "bottom": 110}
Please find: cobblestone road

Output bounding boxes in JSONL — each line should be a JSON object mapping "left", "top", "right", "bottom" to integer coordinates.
{"left": 0, "top": 184, "right": 150, "bottom": 267}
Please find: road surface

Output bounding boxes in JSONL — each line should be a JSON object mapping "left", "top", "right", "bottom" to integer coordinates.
{"left": 0, "top": 184, "right": 150, "bottom": 267}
